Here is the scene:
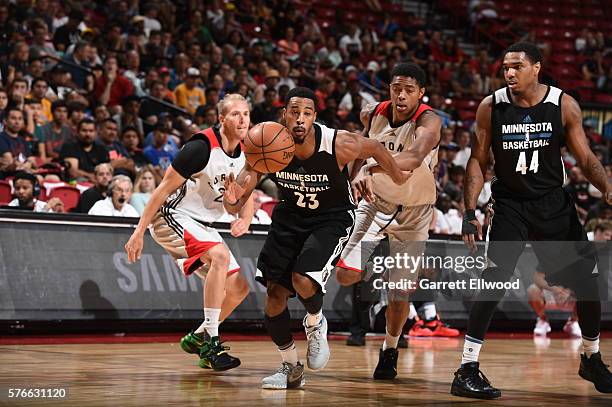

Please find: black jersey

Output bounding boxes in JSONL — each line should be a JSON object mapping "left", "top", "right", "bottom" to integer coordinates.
{"left": 490, "top": 86, "right": 566, "bottom": 200}
{"left": 269, "top": 123, "right": 356, "bottom": 215}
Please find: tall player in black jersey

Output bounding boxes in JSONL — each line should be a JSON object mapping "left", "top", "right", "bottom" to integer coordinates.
{"left": 451, "top": 42, "right": 612, "bottom": 399}
{"left": 224, "top": 87, "right": 408, "bottom": 389}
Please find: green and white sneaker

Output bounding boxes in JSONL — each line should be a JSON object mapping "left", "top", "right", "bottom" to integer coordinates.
{"left": 180, "top": 330, "right": 210, "bottom": 355}
{"left": 199, "top": 336, "right": 241, "bottom": 371}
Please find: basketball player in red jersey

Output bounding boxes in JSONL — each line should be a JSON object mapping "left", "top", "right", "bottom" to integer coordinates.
{"left": 335, "top": 63, "right": 445, "bottom": 380}
{"left": 223, "top": 87, "right": 409, "bottom": 389}
{"left": 125, "top": 94, "right": 254, "bottom": 371}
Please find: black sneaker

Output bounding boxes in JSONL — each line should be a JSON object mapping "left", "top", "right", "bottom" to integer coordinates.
{"left": 346, "top": 334, "right": 365, "bottom": 346}
{"left": 450, "top": 362, "right": 501, "bottom": 399}
{"left": 397, "top": 334, "right": 408, "bottom": 349}
{"left": 199, "top": 336, "right": 241, "bottom": 371}
{"left": 579, "top": 352, "right": 612, "bottom": 393}
{"left": 373, "top": 348, "right": 398, "bottom": 380}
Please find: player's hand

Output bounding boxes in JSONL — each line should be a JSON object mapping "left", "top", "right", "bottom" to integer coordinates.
{"left": 462, "top": 210, "right": 482, "bottom": 254}
{"left": 125, "top": 231, "right": 144, "bottom": 263}
{"left": 230, "top": 218, "right": 249, "bottom": 237}
{"left": 223, "top": 172, "right": 251, "bottom": 205}
{"left": 351, "top": 175, "right": 374, "bottom": 203}
{"left": 551, "top": 286, "right": 572, "bottom": 305}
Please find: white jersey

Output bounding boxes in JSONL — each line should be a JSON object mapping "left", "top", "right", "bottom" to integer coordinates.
{"left": 366, "top": 101, "right": 438, "bottom": 206}
{"left": 161, "top": 128, "right": 245, "bottom": 225}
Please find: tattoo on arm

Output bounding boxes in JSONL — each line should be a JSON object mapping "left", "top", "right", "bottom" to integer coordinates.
{"left": 463, "top": 174, "right": 483, "bottom": 210}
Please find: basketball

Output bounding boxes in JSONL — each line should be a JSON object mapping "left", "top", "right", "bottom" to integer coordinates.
{"left": 243, "top": 121, "right": 295, "bottom": 173}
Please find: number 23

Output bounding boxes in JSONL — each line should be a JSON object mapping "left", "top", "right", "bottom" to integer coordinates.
{"left": 294, "top": 192, "right": 319, "bottom": 209}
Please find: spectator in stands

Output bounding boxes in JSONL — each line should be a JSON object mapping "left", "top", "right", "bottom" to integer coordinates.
{"left": 444, "top": 165, "right": 465, "bottom": 207}
{"left": 434, "top": 193, "right": 462, "bottom": 235}
{"left": 59, "top": 41, "right": 92, "bottom": 90}
{"left": 582, "top": 50, "right": 605, "bottom": 88}
{"left": 35, "top": 99, "right": 71, "bottom": 163}
{"left": 194, "top": 105, "right": 217, "bottom": 130}
{"left": 565, "top": 166, "right": 596, "bottom": 223}
{"left": 174, "top": 67, "right": 205, "bottom": 115}
{"left": 119, "top": 126, "right": 150, "bottom": 168}
{"left": 433, "top": 36, "right": 464, "bottom": 64}
{"left": 1, "top": 41, "right": 30, "bottom": 87}
{"left": 0, "top": 107, "right": 34, "bottom": 175}
{"left": 277, "top": 27, "right": 299, "bottom": 58}
{"left": 589, "top": 220, "right": 612, "bottom": 241}
{"left": 53, "top": 10, "right": 82, "bottom": 52}
{"left": 94, "top": 56, "right": 134, "bottom": 111}
{"left": 130, "top": 165, "right": 161, "bottom": 215}
{"left": 451, "top": 62, "right": 478, "bottom": 98}
{"left": 339, "top": 22, "right": 362, "bottom": 58}
{"left": 97, "top": 118, "right": 135, "bottom": 173}
{"left": 452, "top": 129, "right": 471, "bottom": 168}
{"left": 252, "top": 87, "right": 279, "bottom": 125}
{"left": 113, "top": 95, "right": 144, "bottom": 136}
{"left": 143, "top": 122, "right": 177, "bottom": 173}
{"left": 75, "top": 162, "right": 113, "bottom": 214}
{"left": 88, "top": 174, "right": 139, "bottom": 217}
{"left": 359, "top": 61, "right": 385, "bottom": 97}
{"left": 5, "top": 171, "right": 63, "bottom": 212}
{"left": 253, "top": 69, "right": 281, "bottom": 105}
{"left": 29, "top": 22, "right": 58, "bottom": 64}
{"left": 66, "top": 102, "right": 86, "bottom": 135}
{"left": 60, "top": 118, "right": 110, "bottom": 182}
{"left": 29, "top": 78, "right": 52, "bottom": 121}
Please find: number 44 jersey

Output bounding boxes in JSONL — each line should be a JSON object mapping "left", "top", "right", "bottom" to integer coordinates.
{"left": 491, "top": 86, "right": 566, "bottom": 200}
{"left": 270, "top": 122, "right": 356, "bottom": 215}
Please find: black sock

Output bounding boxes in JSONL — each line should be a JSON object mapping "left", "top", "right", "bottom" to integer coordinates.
{"left": 264, "top": 307, "right": 293, "bottom": 347}
{"left": 571, "top": 275, "right": 601, "bottom": 339}
{"left": 298, "top": 289, "right": 323, "bottom": 315}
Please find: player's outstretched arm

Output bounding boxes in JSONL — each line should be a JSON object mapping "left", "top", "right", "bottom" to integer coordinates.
{"left": 347, "top": 103, "right": 377, "bottom": 180}
{"left": 563, "top": 94, "right": 612, "bottom": 204}
{"left": 335, "top": 130, "right": 408, "bottom": 185}
{"left": 223, "top": 161, "right": 260, "bottom": 215}
{"left": 463, "top": 96, "right": 493, "bottom": 252}
{"left": 125, "top": 166, "right": 187, "bottom": 262}
{"left": 375, "top": 110, "right": 442, "bottom": 172}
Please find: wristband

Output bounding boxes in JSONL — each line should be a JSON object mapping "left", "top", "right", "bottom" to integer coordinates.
{"left": 464, "top": 209, "right": 476, "bottom": 221}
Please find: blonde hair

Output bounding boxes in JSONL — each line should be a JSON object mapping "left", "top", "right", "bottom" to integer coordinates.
{"left": 217, "top": 93, "right": 248, "bottom": 116}
{"left": 134, "top": 165, "right": 161, "bottom": 193}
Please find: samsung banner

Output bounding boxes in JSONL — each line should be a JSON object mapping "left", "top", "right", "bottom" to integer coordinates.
{"left": 1, "top": 211, "right": 610, "bottom": 326}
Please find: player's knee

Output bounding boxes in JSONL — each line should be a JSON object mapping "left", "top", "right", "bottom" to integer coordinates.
{"left": 335, "top": 267, "right": 360, "bottom": 286}
{"left": 205, "top": 244, "right": 230, "bottom": 269}
{"left": 291, "top": 272, "right": 315, "bottom": 294}
{"left": 266, "top": 284, "right": 289, "bottom": 310}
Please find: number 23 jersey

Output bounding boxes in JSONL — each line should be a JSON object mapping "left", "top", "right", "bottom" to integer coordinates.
{"left": 491, "top": 86, "right": 566, "bottom": 200}
{"left": 269, "top": 122, "right": 356, "bottom": 215}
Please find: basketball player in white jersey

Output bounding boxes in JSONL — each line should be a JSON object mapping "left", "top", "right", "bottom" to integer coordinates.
{"left": 124, "top": 94, "right": 254, "bottom": 371}
{"left": 335, "top": 62, "right": 442, "bottom": 380}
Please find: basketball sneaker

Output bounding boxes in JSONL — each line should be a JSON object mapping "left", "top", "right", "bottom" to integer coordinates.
{"left": 303, "top": 314, "right": 330, "bottom": 370}
{"left": 424, "top": 317, "right": 460, "bottom": 337}
{"left": 261, "top": 362, "right": 305, "bottom": 389}
{"left": 408, "top": 319, "right": 434, "bottom": 337}
{"left": 180, "top": 330, "right": 210, "bottom": 355}
{"left": 578, "top": 352, "right": 612, "bottom": 393}
{"left": 533, "top": 317, "right": 551, "bottom": 336}
{"left": 563, "top": 318, "right": 582, "bottom": 338}
{"left": 373, "top": 348, "right": 399, "bottom": 380}
{"left": 198, "top": 337, "right": 241, "bottom": 371}
{"left": 450, "top": 362, "right": 501, "bottom": 399}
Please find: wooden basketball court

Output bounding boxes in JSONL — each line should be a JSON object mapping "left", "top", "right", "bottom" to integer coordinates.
{"left": 1, "top": 337, "right": 611, "bottom": 406}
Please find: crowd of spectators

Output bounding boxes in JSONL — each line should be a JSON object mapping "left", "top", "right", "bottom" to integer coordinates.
{"left": 0, "top": 0, "right": 609, "bottom": 237}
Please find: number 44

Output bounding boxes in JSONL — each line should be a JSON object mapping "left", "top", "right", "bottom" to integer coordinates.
{"left": 515, "top": 150, "right": 539, "bottom": 175}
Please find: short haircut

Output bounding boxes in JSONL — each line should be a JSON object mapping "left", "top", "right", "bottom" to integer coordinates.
{"left": 504, "top": 41, "right": 542, "bottom": 64}
{"left": 11, "top": 78, "right": 28, "bottom": 88}
{"left": 25, "top": 97, "right": 42, "bottom": 105}
{"left": 13, "top": 171, "right": 37, "bottom": 187}
{"left": 284, "top": 86, "right": 317, "bottom": 110}
{"left": 4, "top": 106, "right": 24, "bottom": 118}
{"left": 109, "top": 174, "right": 133, "bottom": 190}
{"left": 31, "top": 77, "right": 47, "bottom": 87}
{"left": 77, "top": 117, "right": 96, "bottom": 130}
{"left": 98, "top": 117, "right": 118, "bottom": 128}
{"left": 216, "top": 93, "right": 247, "bottom": 115}
{"left": 51, "top": 99, "right": 67, "bottom": 112}
{"left": 67, "top": 101, "right": 86, "bottom": 115}
{"left": 391, "top": 62, "right": 426, "bottom": 87}
{"left": 94, "top": 163, "right": 113, "bottom": 175}
{"left": 594, "top": 220, "right": 612, "bottom": 233}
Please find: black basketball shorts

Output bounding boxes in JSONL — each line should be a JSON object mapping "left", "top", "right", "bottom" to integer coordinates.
{"left": 256, "top": 204, "right": 355, "bottom": 294}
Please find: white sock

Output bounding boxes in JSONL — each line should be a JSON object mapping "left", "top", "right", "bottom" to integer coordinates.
{"left": 408, "top": 303, "right": 418, "bottom": 320}
{"left": 279, "top": 341, "right": 299, "bottom": 364}
{"left": 382, "top": 328, "right": 400, "bottom": 350}
{"left": 202, "top": 308, "right": 221, "bottom": 338}
{"left": 306, "top": 310, "right": 322, "bottom": 327}
{"left": 582, "top": 334, "right": 600, "bottom": 357}
{"left": 461, "top": 335, "right": 483, "bottom": 365}
{"left": 423, "top": 302, "right": 436, "bottom": 320}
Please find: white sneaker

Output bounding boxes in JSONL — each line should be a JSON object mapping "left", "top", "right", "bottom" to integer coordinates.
{"left": 563, "top": 319, "right": 582, "bottom": 338}
{"left": 261, "top": 362, "right": 305, "bottom": 389}
{"left": 303, "top": 314, "right": 330, "bottom": 370}
{"left": 533, "top": 317, "right": 551, "bottom": 336}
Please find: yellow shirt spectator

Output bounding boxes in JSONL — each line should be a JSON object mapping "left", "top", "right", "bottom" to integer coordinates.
{"left": 174, "top": 68, "right": 206, "bottom": 115}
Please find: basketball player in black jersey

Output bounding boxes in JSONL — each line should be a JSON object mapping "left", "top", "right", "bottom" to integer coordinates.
{"left": 451, "top": 42, "right": 612, "bottom": 399}
{"left": 223, "top": 87, "right": 408, "bottom": 389}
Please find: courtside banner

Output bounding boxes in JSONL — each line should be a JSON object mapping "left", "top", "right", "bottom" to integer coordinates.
{"left": 1, "top": 211, "right": 610, "bottom": 322}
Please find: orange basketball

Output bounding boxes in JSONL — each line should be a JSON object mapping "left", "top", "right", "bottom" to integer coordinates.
{"left": 244, "top": 122, "right": 295, "bottom": 173}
